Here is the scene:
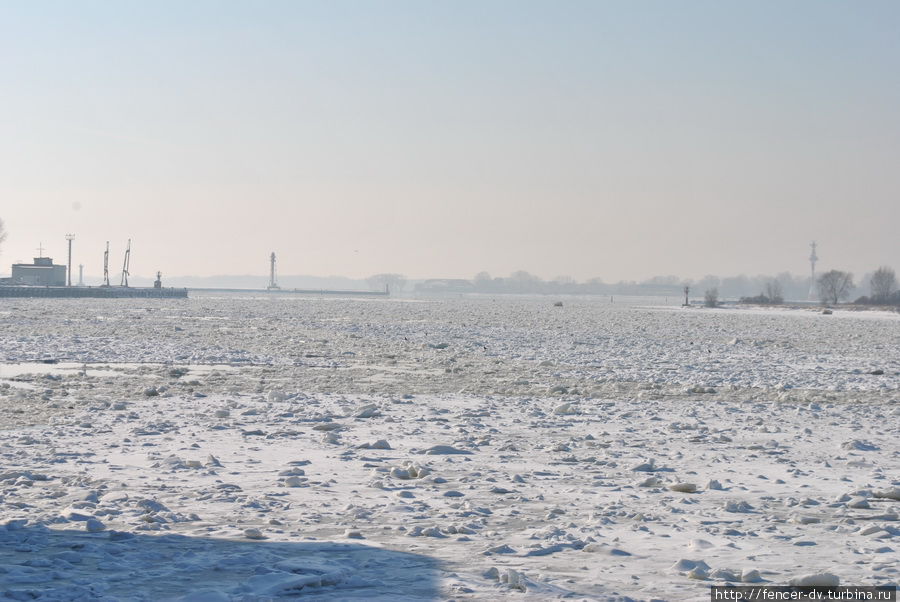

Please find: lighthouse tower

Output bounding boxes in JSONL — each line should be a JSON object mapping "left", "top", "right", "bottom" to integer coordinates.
{"left": 267, "top": 252, "right": 280, "bottom": 290}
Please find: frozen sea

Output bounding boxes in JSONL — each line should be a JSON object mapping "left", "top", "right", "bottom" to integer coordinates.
{"left": 1, "top": 294, "right": 898, "bottom": 601}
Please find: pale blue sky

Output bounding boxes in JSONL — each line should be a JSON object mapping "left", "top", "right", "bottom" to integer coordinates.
{"left": 2, "top": 1, "right": 898, "bottom": 281}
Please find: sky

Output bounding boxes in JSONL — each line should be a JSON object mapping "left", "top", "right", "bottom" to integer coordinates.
{"left": 1, "top": 1, "right": 898, "bottom": 282}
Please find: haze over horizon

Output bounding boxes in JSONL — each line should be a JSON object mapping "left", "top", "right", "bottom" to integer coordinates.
{"left": 2, "top": 1, "right": 898, "bottom": 283}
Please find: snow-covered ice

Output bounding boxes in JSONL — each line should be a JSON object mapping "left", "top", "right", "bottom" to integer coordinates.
{"left": 1, "top": 295, "right": 898, "bottom": 600}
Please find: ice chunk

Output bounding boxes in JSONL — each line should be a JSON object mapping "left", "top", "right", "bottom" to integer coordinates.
{"left": 789, "top": 573, "right": 839, "bottom": 587}
{"left": 422, "top": 445, "right": 471, "bottom": 455}
{"left": 669, "top": 482, "right": 698, "bottom": 493}
{"left": 137, "top": 499, "right": 169, "bottom": 513}
{"left": 740, "top": 569, "right": 763, "bottom": 583}
{"left": 710, "top": 568, "right": 739, "bottom": 582}
{"left": 499, "top": 568, "right": 528, "bottom": 592}
{"left": 688, "top": 566, "right": 710, "bottom": 580}
{"left": 841, "top": 440, "right": 879, "bottom": 451}
{"left": 638, "top": 477, "right": 663, "bottom": 487}
{"left": 671, "top": 559, "right": 710, "bottom": 573}
{"left": 357, "top": 439, "right": 391, "bottom": 450}
{"left": 583, "top": 543, "right": 631, "bottom": 556}
{"left": 873, "top": 488, "right": 900, "bottom": 501}
{"left": 354, "top": 404, "right": 381, "bottom": 418}
{"left": 243, "top": 528, "right": 265, "bottom": 539}
{"left": 483, "top": 544, "right": 517, "bottom": 555}
{"left": 724, "top": 500, "right": 753, "bottom": 513}
{"left": 241, "top": 569, "right": 344, "bottom": 596}
{"left": 631, "top": 458, "right": 657, "bottom": 472}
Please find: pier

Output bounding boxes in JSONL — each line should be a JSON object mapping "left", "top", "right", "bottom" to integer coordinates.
{"left": 0, "top": 286, "right": 188, "bottom": 298}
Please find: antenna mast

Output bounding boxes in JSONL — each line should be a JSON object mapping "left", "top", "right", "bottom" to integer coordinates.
{"left": 808, "top": 241, "right": 818, "bottom": 300}
{"left": 120, "top": 239, "right": 131, "bottom": 287}
{"left": 65, "top": 234, "right": 74, "bottom": 287}
{"left": 103, "top": 242, "right": 110, "bottom": 286}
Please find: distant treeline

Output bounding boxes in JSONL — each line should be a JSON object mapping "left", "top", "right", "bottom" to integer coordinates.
{"left": 414, "top": 271, "right": 819, "bottom": 300}
{"left": 854, "top": 291, "right": 900, "bottom": 305}
{"left": 738, "top": 266, "right": 899, "bottom": 306}
{"left": 413, "top": 269, "right": 900, "bottom": 303}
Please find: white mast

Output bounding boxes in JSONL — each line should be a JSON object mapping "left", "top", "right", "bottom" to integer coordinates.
{"left": 808, "top": 241, "right": 818, "bottom": 300}
{"left": 65, "top": 234, "right": 74, "bottom": 286}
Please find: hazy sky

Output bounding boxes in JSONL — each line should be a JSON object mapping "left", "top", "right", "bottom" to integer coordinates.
{"left": 2, "top": 1, "right": 898, "bottom": 282}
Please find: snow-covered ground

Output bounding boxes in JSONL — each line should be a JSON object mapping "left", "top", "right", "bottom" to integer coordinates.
{"left": 1, "top": 295, "right": 898, "bottom": 601}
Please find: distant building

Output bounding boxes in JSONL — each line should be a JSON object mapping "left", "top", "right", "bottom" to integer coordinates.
{"left": 10, "top": 257, "right": 67, "bottom": 286}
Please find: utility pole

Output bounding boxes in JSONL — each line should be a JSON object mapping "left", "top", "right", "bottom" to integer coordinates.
{"left": 78, "top": 264, "right": 84, "bottom": 286}
{"left": 65, "top": 234, "right": 74, "bottom": 286}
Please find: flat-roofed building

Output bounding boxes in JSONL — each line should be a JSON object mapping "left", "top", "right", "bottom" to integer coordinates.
{"left": 11, "top": 257, "right": 67, "bottom": 286}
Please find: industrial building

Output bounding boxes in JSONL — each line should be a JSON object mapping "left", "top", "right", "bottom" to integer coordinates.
{"left": 10, "top": 257, "right": 67, "bottom": 286}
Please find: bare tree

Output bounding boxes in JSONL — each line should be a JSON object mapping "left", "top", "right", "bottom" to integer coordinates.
{"left": 509, "top": 270, "right": 542, "bottom": 293}
{"left": 471, "top": 271, "right": 494, "bottom": 292}
{"left": 0, "top": 218, "right": 7, "bottom": 256}
{"left": 704, "top": 288, "right": 719, "bottom": 308}
{"left": 817, "top": 270, "right": 854, "bottom": 305}
{"left": 367, "top": 273, "right": 406, "bottom": 294}
{"left": 870, "top": 266, "right": 897, "bottom": 303}
{"left": 764, "top": 280, "right": 784, "bottom": 304}
{"left": 696, "top": 275, "right": 721, "bottom": 293}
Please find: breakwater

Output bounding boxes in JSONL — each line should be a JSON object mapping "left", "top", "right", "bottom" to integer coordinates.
{"left": 0, "top": 286, "right": 188, "bottom": 298}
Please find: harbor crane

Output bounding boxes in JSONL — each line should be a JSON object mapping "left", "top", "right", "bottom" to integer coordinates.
{"left": 120, "top": 239, "right": 131, "bottom": 287}
{"left": 102, "top": 242, "right": 110, "bottom": 287}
